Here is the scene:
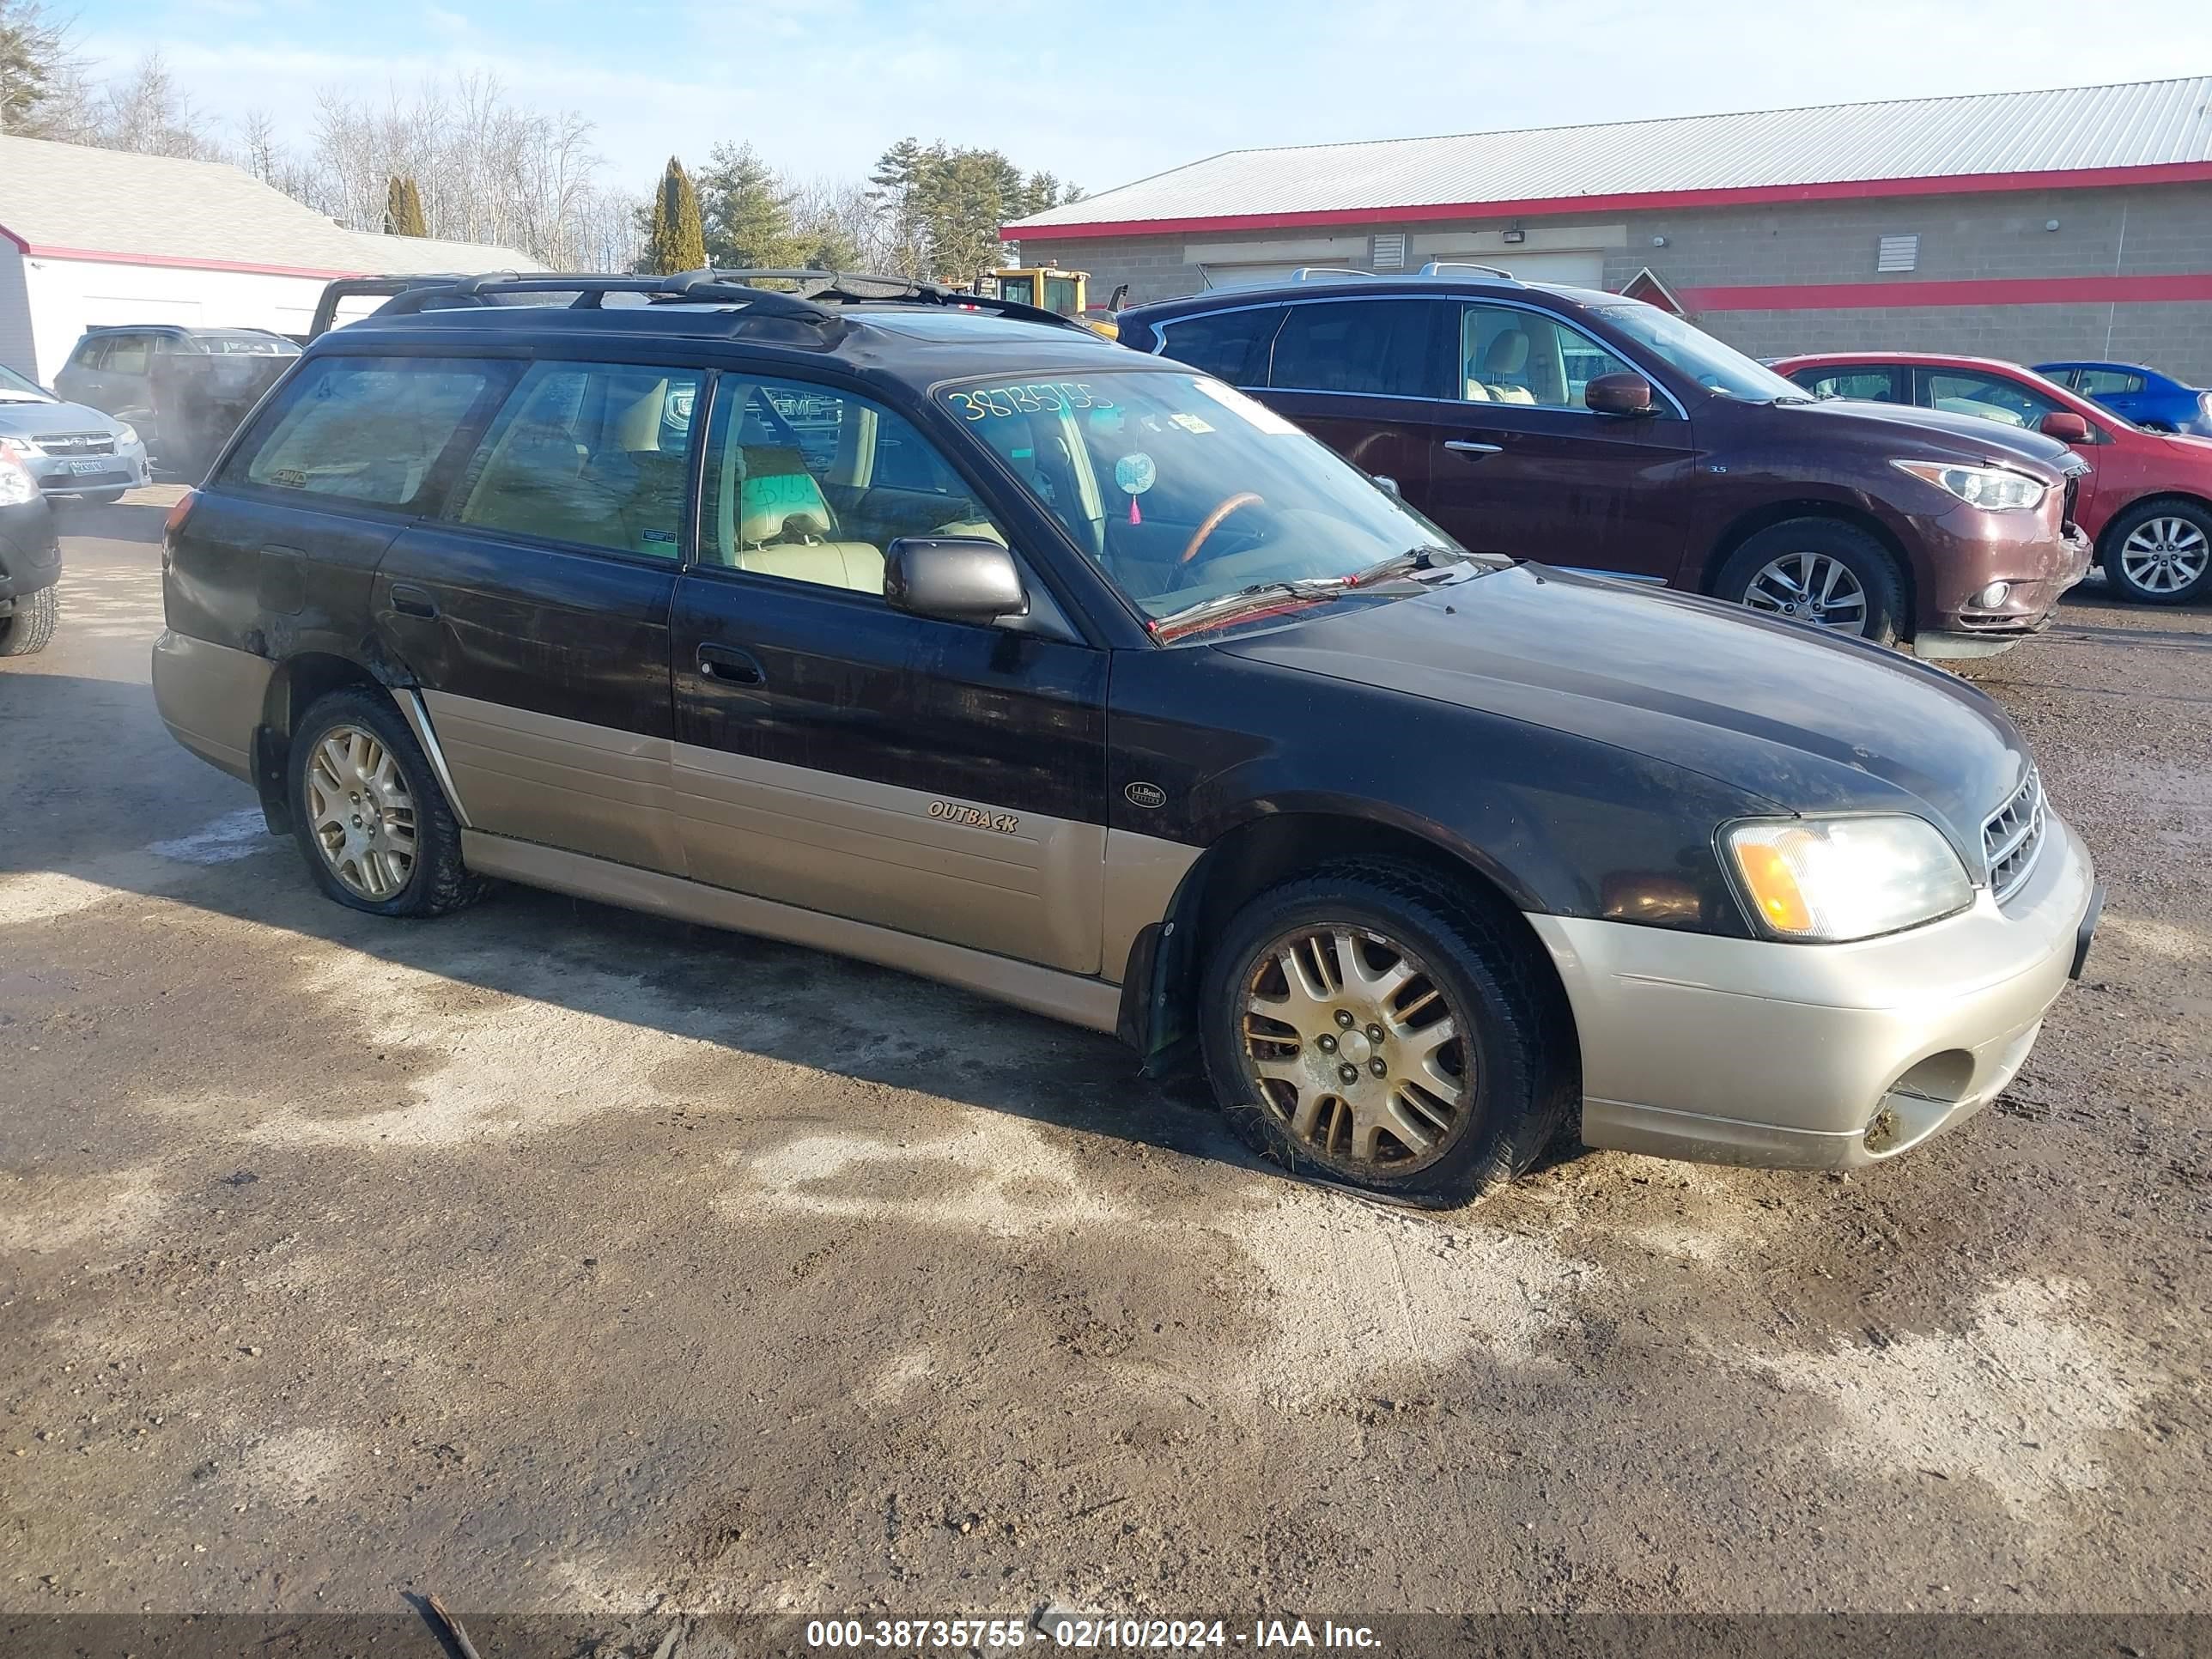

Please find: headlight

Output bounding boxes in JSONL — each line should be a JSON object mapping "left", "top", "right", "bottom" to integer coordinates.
{"left": 0, "top": 434, "right": 35, "bottom": 458}
{"left": 1891, "top": 459, "right": 2046, "bottom": 511}
{"left": 0, "top": 455, "right": 35, "bottom": 507}
{"left": 115, "top": 422, "right": 140, "bottom": 447}
{"left": 1723, "top": 815, "right": 1972, "bottom": 941}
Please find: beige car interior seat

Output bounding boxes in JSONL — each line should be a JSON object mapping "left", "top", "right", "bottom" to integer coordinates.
{"left": 713, "top": 442, "right": 885, "bottom": 593}
{"left": 1479, "top": 330, "right": 1537, "bottom": 404}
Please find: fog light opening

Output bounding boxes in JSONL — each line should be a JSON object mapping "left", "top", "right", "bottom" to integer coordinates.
{"left": 1863, "top": 1106, "right": 1905, "bottom": 1153}
{"left": 1973, "top": 580, "right": 2012, "bottom": 608}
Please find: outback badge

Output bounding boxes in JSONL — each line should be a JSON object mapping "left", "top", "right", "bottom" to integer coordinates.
{"left": 928, "top": 800, "right": 1019, "bottom": 834}
{"left": 1124, "top": 781, "right": 1168, "bottom": 810}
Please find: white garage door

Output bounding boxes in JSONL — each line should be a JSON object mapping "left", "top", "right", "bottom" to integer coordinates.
{"left": 1442, "top": 251, "right": 1606, "bottom": 288}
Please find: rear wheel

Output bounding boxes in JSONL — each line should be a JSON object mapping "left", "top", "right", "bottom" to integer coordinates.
{"left": 2103, "top": 499, "right": 2212, "bottom": 604}
{"left": 1200, "top": 860, "right": 1574, "bottom": 1209}
{"left": 1714, "top": 519, "right": 1905, "bottom": 646}
{"left": 0, "top": 586, "right": 58, "bottom": 657}
{"left": 286, "top": 688, "right": 486, "bottom": 918}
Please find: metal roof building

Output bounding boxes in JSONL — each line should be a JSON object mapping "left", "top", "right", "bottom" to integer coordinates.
{"left": 0, "top": 134, "right": 539, "bottom": 381}
{"left": 1006, "top": 78, "right": 2212, "bottom": 378}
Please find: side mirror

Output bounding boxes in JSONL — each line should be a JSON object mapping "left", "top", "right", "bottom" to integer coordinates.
{"left": 2039, "top": 410, "right": 2094, "bottom": 445}
{"left": 884, "top": 538, "right": 1030, "bottom": 625}
{"left": 1585, "top": 371, "right": 1656, "bottom": 416}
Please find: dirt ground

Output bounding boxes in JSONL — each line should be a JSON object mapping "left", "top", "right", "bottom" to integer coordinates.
{"left": 3, "top": 489, "right": 2207, "bottom": 1632}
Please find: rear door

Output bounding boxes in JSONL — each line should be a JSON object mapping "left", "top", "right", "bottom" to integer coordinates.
{"left": 1259, "top": 295, "right": 1446, "bottom": 501}
{"left": 669, "top": 371, "right": 1110, "bottom": 975}
{"left": 2075, "top": 367, "right": 2150, "bottom": 425}
{"left": 1416, "top": 300, "right": 1694, "bottom": 579}
{"left": 373, "top": 355, "right": 706, "bottom": 874}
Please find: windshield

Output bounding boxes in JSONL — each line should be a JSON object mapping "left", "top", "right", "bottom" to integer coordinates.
{"left": 942, "top": 370, "right": 1474, "bottom": 623}
{"left": 0, "top": 364, "right": 53, "bottom": 402}
{"left": 1585, "top": 301, "right": 1806, "bottom": 403}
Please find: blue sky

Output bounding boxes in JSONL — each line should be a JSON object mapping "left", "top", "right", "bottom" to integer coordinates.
{"left": 62, "top": 0, "right": 2212, "bottom": 199}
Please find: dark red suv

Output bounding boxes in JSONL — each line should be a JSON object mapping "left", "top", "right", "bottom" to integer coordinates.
{"left": 1122, "top": 274, "right": 2092, "bottom": 657}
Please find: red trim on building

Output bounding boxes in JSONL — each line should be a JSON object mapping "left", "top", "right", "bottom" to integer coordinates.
{"left": 1683, "top": 272, "right": 2212, "bottom": 311}
{"left": 1001, "top": 160, "right": 2212, "bottom": 242}
{"left": 12, "top": 242, "right": 362, "bottom": 280}
{"left": 0, "top": 221, "right": 28, "bottom": 253}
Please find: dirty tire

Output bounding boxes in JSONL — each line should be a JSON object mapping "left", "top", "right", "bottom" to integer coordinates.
{"left": 0, "top": 584, "right": 58, "bottom": 657}
{"left": 287, "top": 687, "right": 487, "bottom": 919}
{"left": 1715, "top": 518, "right": 1906, "bottom": 647}
{"left": 1200, "top": 859, "right": 1575, "bottom": 1210}
{"left": 2100, "top": 496, "right": 2212, "bottom": 605}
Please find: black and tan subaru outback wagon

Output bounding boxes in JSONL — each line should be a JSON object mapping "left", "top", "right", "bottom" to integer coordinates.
{"left": 154, "top": 270, "right": 2101, "bottom": 1207}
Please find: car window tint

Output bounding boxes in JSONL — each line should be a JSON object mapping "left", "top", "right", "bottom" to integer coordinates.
{"left": 1458, "top": 303, "right": 1634, "bottom": 410}
{"left": 1922, "top": 370, "right": 2063, "bottom": 429}
{"left": 235, "top": 356, "right": 497, "bottom": 507}
{"left": 1156, "top": 308, "right": 1282, "bottom": 386}
{"left": 1269, "top": 300, "right": 1445, "bottom": 398}
{"left": 2076, "top": 368, "right": 2144, "bottom": 397}
{"left": 697, "top": 375, "right": 1003, "bottom": 598}
{"left": 448, "top": 361, "right": 703, "bottom": 558}
{"left": 1794, "top": 368, "right": 1899, "bottom": 404}
{"left": 100, "top": 336, "right": 150, "bottom": 374}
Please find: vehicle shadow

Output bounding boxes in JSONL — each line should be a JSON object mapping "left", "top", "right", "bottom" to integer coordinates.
{"left": 48, "top": 495, "right": 172, "bottom": 541}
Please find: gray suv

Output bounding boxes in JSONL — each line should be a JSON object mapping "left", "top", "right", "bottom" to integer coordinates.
{"left": 0, "top": 363, "right": 149, "bottom": 503}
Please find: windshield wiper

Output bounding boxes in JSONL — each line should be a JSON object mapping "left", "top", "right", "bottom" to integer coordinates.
{"left": 1346, "top": 544, "right": 1473, "bottom": 585}
{"left": 1150, "top": 577, "right": 1352, "bottom": 641}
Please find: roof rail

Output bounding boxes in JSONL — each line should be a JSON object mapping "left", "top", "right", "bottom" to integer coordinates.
{"left": 1288, "top": 267, "right": 1376, "bottom": 283}
{"left": 1418, "top": 260, "right": 1520, "bottom": 282}
{"left": 379, "top": 270, "right": 843, "bottom": 329}
{"left": 704, "top": 268, "right": 1092, "bottom": 331}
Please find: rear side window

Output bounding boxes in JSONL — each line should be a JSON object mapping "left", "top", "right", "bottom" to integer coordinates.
{"left": 234, "top": 356, "right": 498, "bottom": 507}
{"left": 1792, "top": 367, "right": 1903, "bottom": 404}
{"left": 445, "top": 360, "right": 705, "bottom": 560}
{"left": 2076, "top": 368, "right": 2144, "bottom": 397}
{"left": 1156, "top": 307, "right": 1282, "bottom": 386}
{"left": 1268, "top": 300, "right": 1446, "bottom": 398}
{"left": 99, "top": 336, "right": 150, "bottom": 374}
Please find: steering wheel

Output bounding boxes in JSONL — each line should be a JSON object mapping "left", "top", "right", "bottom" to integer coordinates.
{"left": 1179, "top": 492, "right": 1265, "bottom": 564}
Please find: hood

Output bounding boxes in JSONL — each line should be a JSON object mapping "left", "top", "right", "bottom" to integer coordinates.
{"left": 1786, "top": 399, "right": 2080, "bottom": 476}
{"left": 0, "top": 398, "right": 127, "bottom": 439}
{"left": 1215, "top": 566, "right": 2028, "bottom": 858}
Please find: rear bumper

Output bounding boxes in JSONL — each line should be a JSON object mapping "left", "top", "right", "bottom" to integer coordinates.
{"left": 151, "top": 629, "right": 270, "bottom": 781}
{"left": 1527, "top": 813, "right": 2097, "bottom": 1170}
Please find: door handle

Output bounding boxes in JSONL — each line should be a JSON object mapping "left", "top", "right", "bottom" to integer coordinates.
{"left": 1444, "top": 440, "right": 1504, "bottom": 457}
{"left": 389, "top": 583, "right": 439, "bottom": 619}
{"left": 697, "top": 643, "right": 765, "bottom": 684}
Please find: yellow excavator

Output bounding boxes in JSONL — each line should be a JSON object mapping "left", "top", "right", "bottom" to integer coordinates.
{"left": 982, "top": 267, "right": 1123, "bottom": 338}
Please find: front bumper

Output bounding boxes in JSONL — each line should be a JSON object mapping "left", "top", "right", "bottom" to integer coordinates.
{"left": 20, "top": 441, "right": 150, "bottom": 496}
{"left": 1527, "top": 812, "right": 2098, "bottom": 1170}
{"left": 1909, "top": 501, "right": 2092, "bottom": 656}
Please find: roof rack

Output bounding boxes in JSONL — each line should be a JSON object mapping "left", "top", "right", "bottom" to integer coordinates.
{"left": 1418, "top": 260, "right": 1520, "bottom": 281}
{"left": 1288, "top": 267, "right": 1376, "bottom": 283}
{"left": 372, "top": 267, "right": 1093, "bottom": 335}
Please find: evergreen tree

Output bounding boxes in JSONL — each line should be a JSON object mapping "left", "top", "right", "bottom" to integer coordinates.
{"left": 384, "top": 174, "right": 428, "bottom": 237}
{"left": 0, "top": 0, "right": 67, "bottom": 137}
{"left": 696, "top": 142, "right": 796, "bottom": 269}
{"left": 643, "top": 156, "right": 707, "bottom": 275}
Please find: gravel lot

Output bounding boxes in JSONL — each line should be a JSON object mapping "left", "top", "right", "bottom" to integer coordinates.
{"left": 3, "top": 489, "right": 2208, "bottom": 1632}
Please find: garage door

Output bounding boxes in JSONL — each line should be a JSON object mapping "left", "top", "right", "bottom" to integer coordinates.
{"left": 1197, "top": 263, "right": 1307, "bottom": 290}
{"left": 1448, "top": 251, "right": 1606, "bottom": 288}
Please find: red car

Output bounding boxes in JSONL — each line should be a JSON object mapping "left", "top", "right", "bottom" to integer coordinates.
{"left": 1775, "top": 353, "right": 2212, "bottom": 605}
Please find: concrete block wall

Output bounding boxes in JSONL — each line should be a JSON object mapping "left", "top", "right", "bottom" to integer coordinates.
{"left": 1023, "top": 180, "right": 2212, "bottom": 380}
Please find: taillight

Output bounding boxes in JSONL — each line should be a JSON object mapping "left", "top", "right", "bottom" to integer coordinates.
{"left": 163, "top": 488, "right": 198, "bottom": 544}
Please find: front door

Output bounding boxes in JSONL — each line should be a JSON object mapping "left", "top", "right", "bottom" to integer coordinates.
{"left": 1415, "top": 301, "right": 1694, "bottom": 580}
{"left": 373, "top": 355, "right": 706, "bottom": 873}
{"left": 670, "top": 374, "right": 1110, "bottom": 975}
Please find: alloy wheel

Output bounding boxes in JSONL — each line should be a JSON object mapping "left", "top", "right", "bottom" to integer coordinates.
{"left": 305, "top": 725, "right": 417, "bottom": 901}
{"left": 1742, "top": 551, "right": 1870, "bottom": 634}
{"left": 2118, "top": 517, "right": 2210, "bottom": 595}
{"left": 1237, "top": 926, "right": 1471, "bottom": 1175}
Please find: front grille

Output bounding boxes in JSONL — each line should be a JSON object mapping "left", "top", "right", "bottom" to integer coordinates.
{"left": 36, "top": 433, "right": 116, "bottom": 457}
{"left": 1982, "top": 768, "right": 2047, "bottom": 904}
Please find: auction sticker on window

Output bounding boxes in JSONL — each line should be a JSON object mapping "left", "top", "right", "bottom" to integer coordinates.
{"left": 1115, "top": 453, "right": 1157, "bottom": 495}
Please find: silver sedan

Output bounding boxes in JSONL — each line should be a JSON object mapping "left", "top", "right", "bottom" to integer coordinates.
{"left": 0, "top": 363, "right": 152, "bottom": 503}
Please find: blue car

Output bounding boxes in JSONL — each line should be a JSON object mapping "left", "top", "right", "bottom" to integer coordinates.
{"left": 2033, "top": 361, "right": 2212, "bottom": 437}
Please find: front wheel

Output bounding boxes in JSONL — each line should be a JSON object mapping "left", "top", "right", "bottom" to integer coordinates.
{"left": 1200, "top": 860, "right": 1574, "bottom": 1208}
{"left": 0, "top": 586, "right": 58, "bottom": 657}
{"left": 1714, "top": 520, "right": 1906, "bottom": 646}
{"left": 2102, "top": 499, "right": 2212, "bottom": 604}
{"left": 286, "top": 687, "right": 487, "bottom": 917}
